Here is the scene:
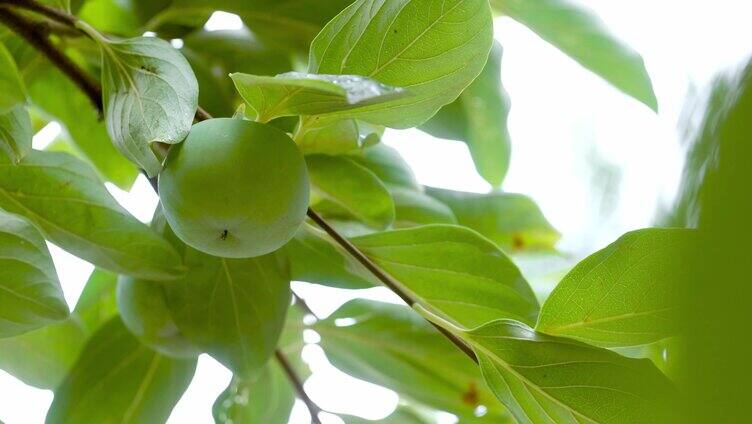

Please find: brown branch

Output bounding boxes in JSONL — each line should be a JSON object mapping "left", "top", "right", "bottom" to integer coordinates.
{"left": 0, "top": 0, "right": 77, "bottom": 27}
{"left": 0, "top": 6, "right": 101, "bottom": 110}
{"left": 0, "top": 0, "right": 478, "bottom": 365}
{"left": 275, "top": 350, "right": 322, "bottom": 424}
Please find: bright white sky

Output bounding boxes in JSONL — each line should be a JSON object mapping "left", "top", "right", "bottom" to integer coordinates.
{"left": 2, "top": 1, "right": 751, "bottom": 423}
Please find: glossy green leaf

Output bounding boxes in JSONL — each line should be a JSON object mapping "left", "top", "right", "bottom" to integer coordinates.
{"left": 491, "top": 0, "right": 657, "bottom": 110}
{"left": 231, "top": 72, "right": 407, "bottom": 122}
{"left": 308, "top": 0, "right": 494, "bottom": 128}
{"left": 316, "top": 299, "right": 512, "bottom": 422}
{"left": 0, "top": 150, "right": 184, "bottom": 280}
{"left": 455, "top": 318, "right": 677, "bottom": 424}
{"left": 391, "top": 187, "right": 457, "bottom": 227}
{"left": 307, "top": 154, "right": 395, "bottom": 229}
{"left": 427, "top": 187, "right": 560, "bottom": 251}
{"left": 0, "top": 209, "right": 67, "bottom": 338}
{"left": 213, "top": 302, "right": 307, "bottom": 424}
{"left": 0, "top": 269, "right": 118, "bottom": 389}
{"left": 0, "top": 105, "right": 32, "bottom": 164}
{"left": 91, "top": 33, "right": 199, "bottom": 176}
{"left": 47, "top": 317, "right": 197, "bottom": 424}
{"left": 352, "top": 225, "right": 539, "bottom": 328}
{"left": 0, "top": 42, "right": 25, "bottom": 113}
{"left": 421, "top": 41, "right": 511, "bottom": 186}
{"left": 350, "top": 143, "right": 419, "bottom": 190}
{"left": 285, "top": 223, "right": 376, "bottom": 289}
{"left": 537, "top": 228, "right": 694, "bottom": 347}
{"left": 27, "top": 67, "right": 138, "bottom": 190}
{"left": 164, "top": 247, "right": 291, "bottom": 376}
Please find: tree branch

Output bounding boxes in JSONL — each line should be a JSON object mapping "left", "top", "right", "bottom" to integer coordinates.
{"left": 275, "top": 350, "right": 322, "bottom": 424}
{"left": 0, "top": 6, "right": 102, "bottom": 110}
{"left": 0, "top": 0, "right": 77, "bottom": 28}
{"left": 0, "top": 1, "right": 478, "bottom": 365}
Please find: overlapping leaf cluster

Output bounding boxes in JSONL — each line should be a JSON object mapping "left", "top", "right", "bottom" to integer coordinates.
{"left": 0, "top": 0, "right": 698, "bottom": 423}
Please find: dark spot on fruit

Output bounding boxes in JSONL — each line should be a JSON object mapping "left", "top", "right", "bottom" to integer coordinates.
{"left": 220, "top": 230, "right": 228, "bottom": 241}
{"left": 462, "top": 382, "right": 479, "bottom": 406}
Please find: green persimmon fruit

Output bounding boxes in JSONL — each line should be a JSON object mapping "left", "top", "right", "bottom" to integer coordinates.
{"left": 159, "top": 118, "right": 309, "bottom": 258}
{"left": 117, "top": 275, "right": 200, "bottom": 358}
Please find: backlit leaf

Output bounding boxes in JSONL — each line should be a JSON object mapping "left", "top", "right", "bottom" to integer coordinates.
{"left": 47, "top": 317, "right": 196, "bottom": 424}
{"left": 491, "top": 0, "right": 657, "bottom": 110}
{"left": 537, "top": 228, "right": 694, "bottom": 347}
{"left": 427, "top": 187, "right": 560, "bottom": 251}
{"left": 0, "top": 150, "right": 184, "bottom": 280}
{"left": 0, "top": 105, "right": 31, "bottom": 164}
{"left": 0, "top": 269, "right": 118, "bottom": 389}
{"left": 0, "top": 42, "right": 25, "bottom": 113}
{"left": 0, "top": 209, "right": 67, "bottom": 338}
{"left": 421, "top": 41, "right": 511, "bottom": 186}
{"left": 456, "top": 318, "right": 677, "bottom": 424}
{"left": 352, "top": 225, "right": 539, "bottom": 327}
{"left": 316, "top": 299, "right": 512, "bottom": 422}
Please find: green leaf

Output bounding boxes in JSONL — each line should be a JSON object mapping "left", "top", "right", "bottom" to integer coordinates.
{"left": 181, "top": 28, "right": 294, "bottom": 117}
{"left": 297, "top": 119, "right": 362, "bottom": 155}
{"left": 455, "top": 318, "right": 676, "bottom": 424}
{"left": 317, "top": 299, "right": 512, "bottom": 422}
{"left": 47, "top": 317, "right": 196, "bottom": 424}
{"left": 427, "top": 187, "right": 560, "bottom": 251}
{"left": 308, "top": 0, "right": 494, "bottom": 128}
{"left": 91, "top": 33, "right": 199, "bottom": 176}
{"left": 421, "top": 41, "right": 511, "bottom": 186}
{"left": 0, "top": 105, "right": 32, "bottom": 164}
{"left": 0, "top": 42, "right": 26, "bottom": 113}
{"left": 536, "top": 228, "right": 694, "bottom": 347}
{"left": 213, "top": 303, "right": 306, "bottom": 424}
{"left": 340, "top": 404, "right": 438, "bottom": 424}
{"left": 391, "top": 187, "right": 457, "bottom": 227}
{"left": 28, "top": 67, "right": 138, "bottom": 190}
{"left": 352, "top": 225, "right": 539, "bottom": 328}
{"left": 147, "top": 0, "right": 355, "bottom": 53}
{"left": 0, "top": 209, "right": 67, "bottom": 338}
{"left": 231, "top": 72, "right": 407, "bottom": 122}
{"left": 0, "top": 269, "right": 118, "bottom": 389}
{"left": 491, "top": 0, "right": 657, "bottom": 111}
{"left": 0, "top": 150, "right": 185, "bottom": 280}
{"left": 307, "top": 154, "right": 395, "bottom": 229}
{"left": 164, "top": 247, "right": 291, "bottom": 376}
{"left": 350, "top": 143, "right": 419, "bottom": 190}
{"left": 285, "top": 223, "right": 376, "bottom": 289}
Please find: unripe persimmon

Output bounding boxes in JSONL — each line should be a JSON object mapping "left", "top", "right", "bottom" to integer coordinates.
{"left": 159, "top": 118, "right": 309, "bottom": 258}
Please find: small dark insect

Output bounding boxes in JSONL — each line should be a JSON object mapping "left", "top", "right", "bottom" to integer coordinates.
{"left": 139, "top": 64, "right": 157, "bottom": 74}
{"left": 220, "top": 230, "right": 228, "bottom": 241}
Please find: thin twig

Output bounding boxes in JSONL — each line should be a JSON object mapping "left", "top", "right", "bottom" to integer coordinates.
{"left": 306, "top": 209, "right": 478, "bottom": 361}
{"left": 0, "top": 0, "right": 479, "bottom": 364}
{"left": 0, "top": 6, "right": 101, "bottom": 109}
{"left": 275, "top": 350, "right": 322, "bottom": 424}
{"left": 0, "top": 0, "right": 77, "bottom": 27}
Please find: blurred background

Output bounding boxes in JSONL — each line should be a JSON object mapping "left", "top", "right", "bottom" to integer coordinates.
{"left": 2, "top": 0, "right": 751, "bottom": 422}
